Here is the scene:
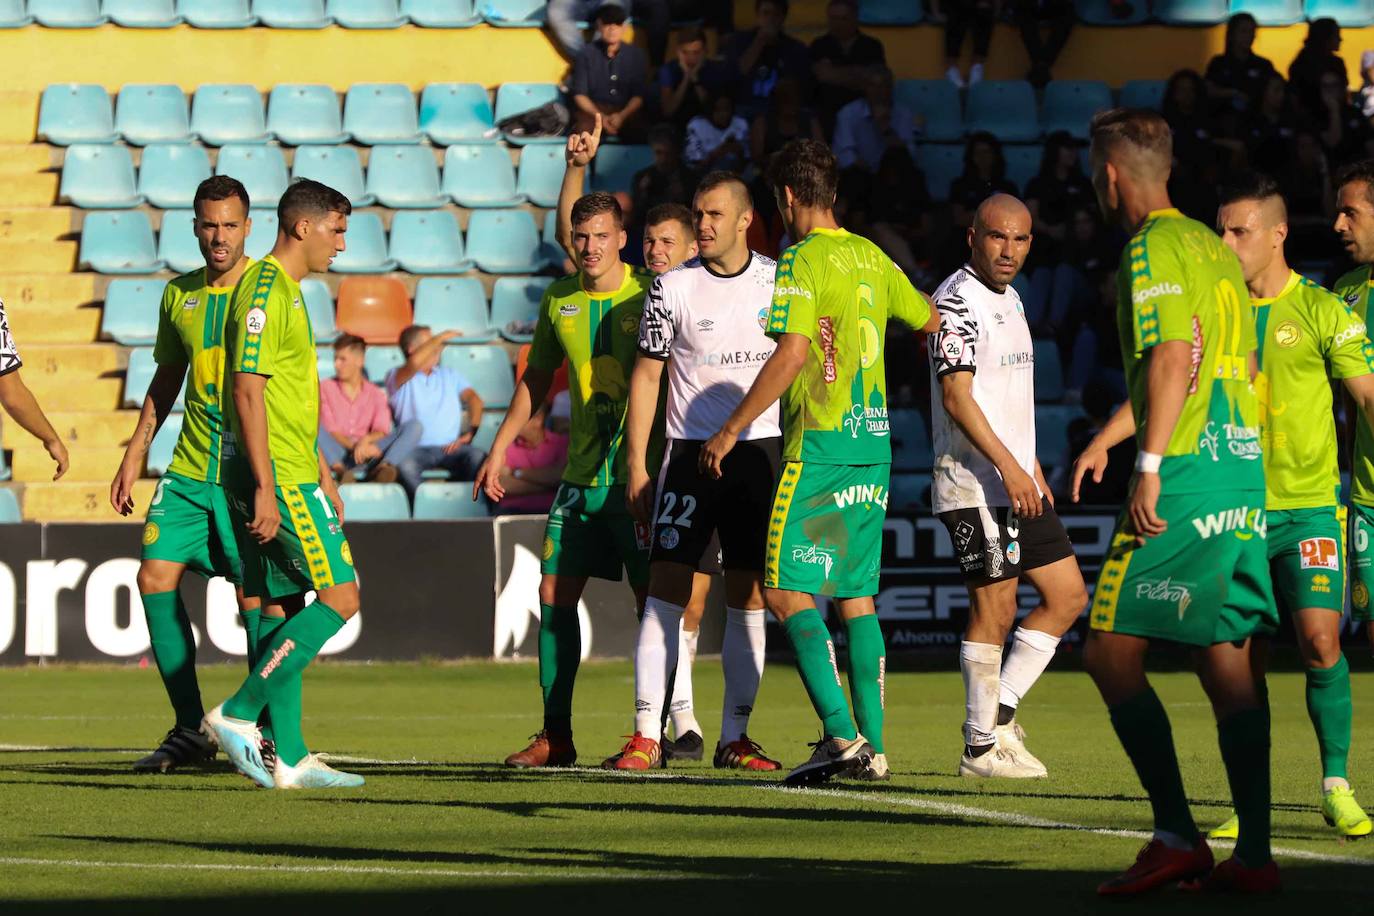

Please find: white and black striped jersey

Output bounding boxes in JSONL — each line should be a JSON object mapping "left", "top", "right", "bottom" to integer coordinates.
{"left": 927, "top": 265, "right": 1039, "bottom": 513}
{"left": 0, "top": 298, "right": 22, "bottom": 377}
{"left": 638, "top": 253, "right": 781, "bottom": 442}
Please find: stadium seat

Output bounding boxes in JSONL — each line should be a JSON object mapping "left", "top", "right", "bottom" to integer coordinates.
{"left": 591, "top": 144, "right": 652, "bottom": 193}
{"left": 465, "top": 209, "right": 543, "bottom": 274}
{"left": 339, "top": 482, "right": 411, "bottom": 520}
{"left": 364, "top": 344, "right": 405, "bottom": 381}
{"left": 858, "top": 0, "right": 922, "bottom": 23}
{"left": 419, "top": 83, "right": 497, "bottom": 145}
{"left": 490, "top": 277, "right": 548, "bottom": 343}
{"left": 0, "top": 1, "right": 33, "bottom": 26}
{"left": 180, "top": 0, "right": 257, "bottom": 27}
{"left": 1073, "top": 0, "right": 1150, "bottom": 23}
{"left": 301, "top": 277, "right": 338, "bottom": 343}
{"left": 540, "top": 209, "right": 566, "bottom": 269}
{"left": 494, "top": 83, "right": 564, "bottom": 144}
{"left": 1033, "top": 338, "right": 1065, "bottom": 402}
{"left": 125, "top": 347, "right": 185, "bottom": 410}
{"left": 191, "top": 85, "right": 268, "bottom": 146}
{"left": 441, "top": 344, "right": 515, "bottom": 407}
{"left": 216, "top": 143, "right": 288, "bottom": 206}
{"left": 442, "top": 144, "right": 522, "bottom": 207}
{"left": 138, "top": 144, "right": 212, "bottom": 209}
{"left": 365, "top": 145, "right": 446, "bottom": 208}
{"left": 39, "top": 84, "right": 116, "bottom": 145}
{"left": 0, "top": 489, "right": 20, "bottom": 522}
{"left": 343, "top": 84, "right": 420, "bottom": 144}
{"left": 246, "top": 207, "right": 279, "bottom": 261}
{"left": 888, "top": 472, "right": 933, "bottom": 511}
{"left": 146, "top": 413, "right": 183, "bottom": 477}
{"left": 482, "top": 0, "right": 546, "bottom": 26}
{"left": 328, "top": 211, "right": 395, "bottom": 272}
{"left": 157, "top": 209, "right": 204, "bottom": 274}
{"left": 915, "top": 144, "right": 964, "bottom": 202}
{"left": 402, "top": 0, "right": 480, "bottom": 26}
{"left": 267, "top": 84, "right": 347, "bottom": 145}
{"left": 889, "top": 408, "right": 933, "bottom": 472}
{"left": 115, "top": 84, "right": 190, "bottom": 146}
{"left": 1003, "top": 145, "right": 1041, "bottom": 194}
{"left": 1041, "top": 81, "right": 1112, "bottom": 140}
{"left": 328, "top": 0, "right": 405, "bottom": 27}
{"left": 389, "top": 210, "right": 472, "bottom": 274}
{"left": 59, "top": 144, "right": 141, "bottom": 209}
{"left": 253, "top": 0, "right": 331, "bottom": 27}
{"left": 516, "top": 145, "right": 567, "bottom": 207}
{"left": 1034, "top": 404, "right": 1083, "bottom": 469}
{"left": 413, "top": 276, "right": 496, "bottom": 342}
{"left": 317, "top": 344, "right": 337, "bottom": 380}
{"left": 30, "top": 0, "right": 106, "bottom": 26}
{"left": 413, "top": 482, "right": 488, "bottom": 518}
{"left": 80, "top": 210, "right": 163, "bottom": 274}
{"left": 966, "top": 81, "right": 1040, "bottom": 142}
{"left": 1229, "top": 0, "right": 1303, "bottom": 25}
{"left": 101, "top": 278, "right": 162, "bottom": 345}
{"left": 1153, "top": 0, "right": 1228, "bottom": 24}
{"left": 894, "top": 80, "right": 963, "bottom": 143}
{"left": 470, "top": 409, "right": 503, "bottom": 452}
{"left": 106, "top": 0, "right": 182, "bottom": 26}
{"left": 1119, "top": 79, "right": 1166, "bottom": 111}
{"left": 1305, "top": 0, "right": 1374, "bottom": 26}
{"left": 337, "top": 276, "right": 412, "bottom": 343}
{"left": 291, "top": 145, "right": 373, "bottom": 206}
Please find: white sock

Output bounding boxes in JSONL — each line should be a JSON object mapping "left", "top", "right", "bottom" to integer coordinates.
{"left": 1324, "top": 776, "right": 1351, "bottom": 793}
{"left": 634, "top": 598, "right": 684, "bottom": 742}
{"left": 998, "top": 627, "right": 1062, "bottom": 713}
{"left": 961, "top": 641, "right": 1003, "bottom": 748}
{"left": 669, "top": 625, "right": 701, "bottom": 738}
{"left": 720, "top": 607, "right": 766, "bottom": 745}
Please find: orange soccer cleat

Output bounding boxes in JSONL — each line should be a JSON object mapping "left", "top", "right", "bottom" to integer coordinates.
{"left": 1097, "top": 838, "right": 1214, "bottom": 896}
{"left": 504, "top": 730, "right": 577, "bottom": 768}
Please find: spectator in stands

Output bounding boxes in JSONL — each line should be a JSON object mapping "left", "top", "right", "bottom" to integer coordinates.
{"left": 1316, "top": 68, "right": 1374, "bottom": 163}
{"left": 1358, "top": 51, "right": 1374, "bottom": 120}
{"left": 832, "top": 68, "right": 916, "bottom": 174}
{"left": 489, "top": 401, "right": 569, "bottom": 516}
{"left": 319, "top": 334, "right": 422, "bottom": 484}
{"left": 940, "top": 0, "right": 994, "bottom": 88}
{"left": 548, "top": 0, "right": 684, "bottom": 68}
{"left": 633, "top": 124, "right": 696, "bottom": 217}
{"left": 949, "top": 132, "right": 1017, "bottom": 228}
{"left": 569, "top": 4, "right": 649, "bottom": 140}
{"left": 1012, "top": 0, "right": 1075, "bottom": 89}
{"left": 750, "top": 76, "right": 823, "bottom": 168}
{"left": 658, "top": 27, "right": 732, "bottom": 130}
{"left": 385, "top": 324, "right": 486, "bottom": 500}
{"left": 685, "top": 92, "right": 750, "bottom": 172}
{"left": 1024, "top": 131, "right": 1093, "bottom": 244}
{"left": 809, "top": 0, "right": 887, "bottom": 137}
{"left": 1282, "top": 130, "right": 1337, "bottom": 262}
{"left": 722, "top": 0, "right": 812, "bottom": 117}
{"left": 1162, "top": 69, "right": 1221, "bottom": 219}
{"left": 1290, "top": 17, "right": 1347, "bottom": 125}
{"left": 864, "top": 146, "right": 933, "bottom": 286}
{"left": 1205, "top": 13, "right": 1278, "bottom": 115}
{"left": 1243, "top": 74, "right": 1308, "bottom": 175}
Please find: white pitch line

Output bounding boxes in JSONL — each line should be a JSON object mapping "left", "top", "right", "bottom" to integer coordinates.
{"left": 0, "top": 855, "right": 636, "bottom": 881}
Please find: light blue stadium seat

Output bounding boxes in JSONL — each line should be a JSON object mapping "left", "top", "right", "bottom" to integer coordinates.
{"left": 30, "top": 0, "right": 107, "bottom": 26}
{"left": 217, "top": 143, "right": 288, "bottom": 206}
{"left": 339, "top": 482, "right": 411, "bottom": 519}
{"left": 482, "top": 0, "right": 545, "bottom": 26}
{"left": 60, "top": 144, "right": 141, "bottom": 208}
{"left": 443, "top": 144, "right": 522, "bottom": 207}
{"left": 889, "top": 472, "right": 933, "bottom": 511}
{"left": 267, "top": 84, "right": 347, "bottom": 145}
{"left": 101, "top": 278, "right": 162, "bottom": 345}
{"left": 39, "top": 84, "right": 116, "bottom": 145}
{"left": 419, "top": 83, "right": 496, "bottom": 145}
{"left": 413, "top": 482, "right": 489, "bottom": 518}
{"left": 191, "top": 85, "right": 268, "bottom": 145}
{"left": 138, "top": 144, "right": 212, "bottom": 209}
{"left": 291, "top": 145, "right": 373, "bottom": 205}
{"left": 344, "top": 84, "right": 420, "bottom": 144}
{"left": 0, "top": 489, "right": 20, "bottom": 520}
{"left": 1003, "top": 145, "right": 1041, "bottom": 195}
{"left": 540, "top": 209, "right": 567, "bottom": 270}
{"left": 328, "top": 0, "right": 405, "bottom": 27}
{"left": 915, "top": 144, "right": 964, "bottom": 202}
{"left": 0, "top": 1, "right": 33, "bottom": 26}
{"left": 81, "top": 210, "right": 163, "bottom": 274}
{"left": 317, "top": 344, "right": 337, "bottom": 380}
{"left": 1034, "top": 404, "right": 1083, "bottom": 469}
{"left": 1033, "top": 338, "right": 1065, "bottom": 402}
{"left": 107, "top": 0, "right": 182, "bottom": 26}
{"left": 441, "top": 344, "right": 515, "bottom": 407}
{"left": 116, "top": 84, "right": 190, "bottom": 146}
{"left": 494, "top": 83, "right": 564, "bottom": 144}
{"left": 157, "top": 209, "right": 204, "bottom": 274}
{"left": 1042, "top": 81, "right": 1112, "bottom": 140}
{"left": 465, "top": 209, "right": 543, "bottom": 274}
{"left": 515, "top": 145, "right": 566, "bottom": 207}
{"left": 245, "top": 208, "right": 279, "bottom": 261}
{"left": 180, "top": 0, "right": 257, "bottom": 27}
{"left": 1073, "top": 0, "right": 1150, "bottom": 23}
{"left": 894, "top": 79, "right": 963, "bottom": 142}
{"left": 413, "top": 277, "right": 495, "bottom": 342}
{"left": 592, "top": 144, "right": 652, "bottom": 193}
{"left": 889, "top": 408, "right": 933, "bottom": 472}
{"left": 491, "top": 277, "right": 548, "bottom": 343}
{"left": 1119, "top": 79, "right": 1166, "bottom": 111}
{"left": 389, "top": 210, "right": 472, "bottom": 274}
{"left": 1305, "top": 0, "right": 1374, "bottom": 26}
{"left": 125, "top": 347, "right": 186, "bottom": 410}
{"left": 469, "top": 409, "right": 503, "bottom": 452}
{"left": 329, "top": 211, "right": 395, "bottom": 273}
{"left": 858, "top": 0, "right": 921, "bottom": 24}
{"left": 146, "top": 412, "right": 183, "bottom": 476}
{"left": 253, "top": 0, "right": 331, "bottom": 27}
{"left": 300, "top": 277, "right": 337, "bottom": 343}
{"left": 365, "top": 145, "right": 445, "bottom": 208}
{"left": 1153, "top": 0, "right": 1229, "bottom": 23}
{"left": 402, "top": 0, "right": 479, "bottom": 26}
{"left": 364, "top": 345, "right": 405, "bottom": 382}
{"left": 1229, "top": 0, "right": 1303, "bottom": 25}
{"left": 966, "top": 81, "right": 1040, "bottom": 142}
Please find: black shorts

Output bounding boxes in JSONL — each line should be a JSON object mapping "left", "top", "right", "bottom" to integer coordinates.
{"left": 939, "top": 497, "right": 1074, "bottom": 584}
{"left": 651, "top": 437, "right": 782, "bottom": 572}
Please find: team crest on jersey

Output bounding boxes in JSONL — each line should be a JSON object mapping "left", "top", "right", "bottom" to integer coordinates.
{"left": 1274, "top": 320, "right": 1302, "bottom": 348}
{"left": 142, "top": 522, "right": 160, "bottom": 546}
{"left": 659, "top": 527, "right": 680, "bottom": 549}
{"left": 542, "top": 536, "right": 555, "bottom": 561}
{"left": 1006, "top": 541, "right": 1020, "bottom": 565}
{"left": 183, "top": 297, "right": 198, "bottom": 310}
{"left": 246, "top": 307, "right": 267, "bottom": 335}
{"left": 341, "top": 541, "right": 353, "bottom": 567}
{"left": 1355, "top": 580, "right": 1370, "bottom": 609}
{"left": 559, "top": 303, "right": 580, "bottom": 317}
{"left": 620, "top": 314, "right": 640, "bottom": 335}
{"left": 757, "top": 307, "right": 769, "bottom": 329}
{"left": 292, "top": 297, "right": 302, "bottom": 309}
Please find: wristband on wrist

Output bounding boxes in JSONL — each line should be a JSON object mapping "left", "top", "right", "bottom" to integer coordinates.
{"left": 1135, "top": 451, "right": 1163, "bottom": 474}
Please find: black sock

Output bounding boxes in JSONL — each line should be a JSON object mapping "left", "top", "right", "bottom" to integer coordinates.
{"left": 966, "top": 742, "right": 995, "bottom": 758}
{"left": 997, "top": 703, "right": 1016, "bottom": 726}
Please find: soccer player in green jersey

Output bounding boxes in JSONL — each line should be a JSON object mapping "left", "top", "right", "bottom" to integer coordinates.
{"left": 1212, "top": 174, "right": 1374, "bottom": 839}
{"left": 110, "top": 176, "right": 263, "bottom": 773}
{"left": 201, "top": 179, "right": 363, "bottom": 790}
{"left": 475, "top": 191, "right": 657, "bottom": 768}
{"left": 701, "top": 139, "right": 938, "bottom": 786}
{"left": 1071, "top": 110, "right": 1278, "bottom": 895}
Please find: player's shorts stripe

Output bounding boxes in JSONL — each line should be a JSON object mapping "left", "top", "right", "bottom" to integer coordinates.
{"left": 764, "top": 461, "right": 803, "bottom": 588}
{"left": 284, "top": 485, "right": 334, "bottom": 590}
{"left": 1337, "top": 503, "right": 1349, "bottom": 596}
{"left": 1090, "top": 528, "right": 1137, "bottom": 633}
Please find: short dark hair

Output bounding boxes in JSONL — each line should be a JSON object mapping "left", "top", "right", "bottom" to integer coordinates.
{"left": 571, "top": 191, "right": 623, "bottom": 230}
{"left": 278, "top": 178, "right": 352, "bottom": 228}
{"left": 1218, "top": 170, "right": 1284, "bottom": 209}
{"left": 695, "top": 170, "right": 751, "bottom": 211}
{"left": 766, "top": 139, "right": 838, "bottom": 209}
{"left": 594, "top": 3, "right": 626, "bottom": 24}
{"left": 193, "top": 175, "right": 250, "bottom": 216}
{"left": 647, "top": 123, "right": 679, "bottom": 148}
{"left": 398, "top": 324, "right": 429, "bottom": 355}
{"left": 757, "top": 0, "right": 788, "bottom": 13}
{"left": 1226, "top": 11, "right": 1257, "bottom": 40}
{"left": 644, "top": 202, "right": 693, "bottom": 235}
{"left": 1336, "top": 159, "right": 1374, "bottom": 205}
{"left": 677, "top": 26, "right": 705, "bottom": 45}
{"left": 333, "top": 333, "right": 365, "bottom": 354}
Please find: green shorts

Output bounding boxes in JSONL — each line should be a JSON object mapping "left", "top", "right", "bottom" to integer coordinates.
{"left": 224, "top": 482, "right": 356, "bottom": 601}
{"left": 542, "top": 482, "right": 651, "bottom": 589}
{"left": 764, "top": 461, "right": 889, "bottom": 599}
{"left": 1348, "top": 502, "right": 1374, "bottom": 620}
{"left": 1268, "top": 506, "right": 1346, "bottom": 615}
{"left": 1090, "top": 490, "right": 1277, "bottom": 647}
{"left": 141, "top": 472, "right": 242, "bottom": 585}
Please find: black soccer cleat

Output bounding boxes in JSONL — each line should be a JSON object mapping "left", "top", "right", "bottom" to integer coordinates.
{"left": 132, "top": 725, "right": 217, "bottom": 773}
{"left": 782, "top": 736, "right": 873, "bottom": 788}
{"left": 663, "top": 730, "right": 704, "bottom": 761}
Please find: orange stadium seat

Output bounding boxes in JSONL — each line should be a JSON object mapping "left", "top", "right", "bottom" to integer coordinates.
{"left": 336, "top": 276, "right": 413, "bottom": 344}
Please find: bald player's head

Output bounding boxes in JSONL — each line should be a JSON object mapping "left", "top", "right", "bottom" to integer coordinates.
{"left": 1089, "top": 108, "right": 1173, "bottom": 227}
{"left": 693, "top": 171, "right": 754, "bottom": 263}
{"left": 967, "top": 193, "right": 1033, "bottom": 292}
{"left": 1217, "top": 172, "right": 1289, "bottom": 287}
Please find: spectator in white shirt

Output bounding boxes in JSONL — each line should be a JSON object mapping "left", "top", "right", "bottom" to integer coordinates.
{"left": 833, "top": 67, "right": 917, "bottom": 173}
{"left": 685, "top": 93, "right": 750, "bottom": 173}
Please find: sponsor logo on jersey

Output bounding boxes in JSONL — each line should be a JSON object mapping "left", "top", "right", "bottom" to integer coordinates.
{"left": 1133, "top": 281, "right": 1184, "bottom": 305}
{"left": 775, "top": 285, "right": 813, "bottom": 300}
{"left": 1311, "top": 573, "right": 1332, "bottom": 594}
{"left": 245, "top": 307, "right": 267, "bottom": 335}
{"left": 1334, "top": 321, "right": 1368, "bottom": 347}
{"left": 1134, "top": 576, "right": 1193, "bottom": 618}
{"left": 292, "top": 296, "right": 302, "bottom": 309}
{"left": 831, "top": 484, "right": 889, "bottom": 510}
{"left": 986, "top": 537, "right": 1004, "bottom": 578}
{"left": 938, "top": 331, "right": 965, "bottom": 362}
{"left": 1198, "top": 420, "right": 1221, "bottom": 462}
{"left": 183, "top": 296, "right": 198, "bottom": 310}
{"left": 1274, "top": 320, "right": 1302, "bottom": 348}
{"left": 1225, "top": 423, "right": 1262, "bottom": 459}
{"left": 659, "top": 527, "right": 680, "bottom": 550}
{"left": 1191, "top": 505, "right": 1266, "bottom": 540}
{"left": 999, "top": 351, "right": 1034, "bottom": 367}
{"left": 559, "top": 303, "right": 580, "bottom": 317}
{"left": 688, "top": 349, "right": 772, "bottom": 369}
{"left": 634, "top": 521, "right": 652, "bottom": 550}
{"left": 1005, "top": 541, "right": 1020, "bottom": 565}
{"left": 259, "top": 638, "right": 297, "bottom": 678}
{"left": 791, "top": 543, "right": 835, "bottom": 579}
{"left": 843, "top": 404, "right": 890, "bottom": 438}
{"left": 1300, "top": 537, "right": 1340, "bottom": 570}
{"left": 954, "top": 520, "right": 975, "bottom": 552}
{"left": 696, "top": 318, "right": 714, "bottom": 331}
{"left": 818, "top": 316, "right": 837, "bottom": 383}
{"left": 1188, "top": 314, "right": 1203, "bottom": 395}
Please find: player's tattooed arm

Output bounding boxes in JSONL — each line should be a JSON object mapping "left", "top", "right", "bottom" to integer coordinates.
{"left": 110, "top": 362, "right": 186, "bottom": 513}
{"left": 1070, "top": 400, "right": 1137, "bottom": 503}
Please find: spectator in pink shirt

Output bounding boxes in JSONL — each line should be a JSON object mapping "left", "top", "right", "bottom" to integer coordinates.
{"left": 319, "top": 334, "right": 422, "bottom": 482}
{"left": 492, "top": 401, "right": 569, "bottom": 515}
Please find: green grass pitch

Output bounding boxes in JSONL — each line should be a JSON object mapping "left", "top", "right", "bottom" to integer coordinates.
{"left": 2, "top": 659, "right": 1372, "bottom": 911}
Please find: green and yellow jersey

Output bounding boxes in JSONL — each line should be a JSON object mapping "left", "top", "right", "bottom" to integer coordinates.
{"left": 1252, "top": 270, "right": 1373, "bottom": 510}
{"left": 221, "top": 255, "right": 320, "bottom": 488}
{"left": 1332, "top": 264, "right": 1374, "bottom": 507}
{"left": 527, "top": 263, "right": 654, "bottom": 487}
{"left": 767, "top": 227, "right": 931, "bottom": 465}
{"left": 1117, "top": 208, "right": 1263, "bottom": 493}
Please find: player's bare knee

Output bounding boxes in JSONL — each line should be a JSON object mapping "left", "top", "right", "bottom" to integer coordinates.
{"left": 723, "top": 570, "right": 764, "bottom": 609}
{"left": 319, "top": 583, "right": 361, "bottom": 619}
{"left": 1300, "top": 624, "right": 1343, "bottom": 669}
{"left": 136, "top": 562, "right": 180, "bottom": 596}
{"left": 647, "top": 562, "right": 694, "bottom": 607}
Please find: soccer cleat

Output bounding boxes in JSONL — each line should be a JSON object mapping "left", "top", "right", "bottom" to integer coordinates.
{"left": 504, "top": 730, "right": 576, "bottom": 768}
{"left": 201, "top": 704, "right": 273, "bottom": 788}
{"left": 1181, "top": 857, "right": 1280, "bottom": 894}
{"left": 958, "top": 743, "right": 1046, "bottom": 779}
{"left": 713, "top": 736, "right": 782, "bottom": 771}
{"left": 1207, "top": 813, "right": 1239, "bottom": 840}
{"left": 1322, "top": 786, "right": 1373, "bottom": 837}
{"left": 994, "top": 720, "right": 1048, "bottom": 777}
{"left": 604, "top": 733, "right": 662, "bottom": 770}
{"left": 1097, "top": 838, "right": 1214, "bottom": 897}
{"left": 260, "top": 738, "right": 277, "bottom": 774}
{"left": 664, "top": 729, "right": 704, "bottom": 761}
{"left": 273, "top": 753, "right": 365, "bottom": 789}
{"left": 783, "top": 735, "right": 873, "bottom": 787}
{"left": 132, "top": 725, "right": 217, "bottom": 773}
{"left": 854, "top": 752, "right": 891, "bottom": 781}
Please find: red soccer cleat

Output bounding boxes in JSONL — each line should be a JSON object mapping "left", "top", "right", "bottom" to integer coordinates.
{"left": 1181, "top": 857, "right": 1281, "bottom": 894}
{"left": 504, "top": 730, "right": 577, "bottom": 768}
{"left": 1097, "top": 838, "right": 1214, "bottom": 896}
{"left": 714, "top": 736, "right": 782, "bottom": 771}
{"left": 606, "top": 732, "right": 661, "bottom": 770}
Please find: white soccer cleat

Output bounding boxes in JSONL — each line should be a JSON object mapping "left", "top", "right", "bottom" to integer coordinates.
{"left": 993, "top": 720, "right": 1048, "bottom": 777}
{"left": 201, "top": 704, "right": 272, "bottom": 788}
{"left": 854, "top": 752, "right": 890, "bottom": 781}
{"left": 958, "top": 742, "right": 1047, "bottom": 779}
{"left": 273, "top": 753, "right": 365, "bottom": 789}
{"left": 784, "top": 734, "right": 873, "bottom": 787}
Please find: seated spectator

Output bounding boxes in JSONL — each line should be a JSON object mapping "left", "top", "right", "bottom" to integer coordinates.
{"left": 864, "top": 147, "right": 932, "bottom": 286}
{"left": 1281, "top": 131, "right": 1338, "bottom": 262}
{"left": 490, "top": 402, "right": 569, "bottom": 516}
{"left": 750, "top": 77, "right": 823, "bottom": 168}
{"left": 1205, "top": 13, "right": 1278, "bottom": 115}
{"left": 318, "top": 334, "right": 422, "bottom": 483}
{"left": 685, "top": 93, "right": 750, "bottom": 173}
{"left": 1242, "top": 74, "right": 1310, "bottom": 175}
{"left": 1359, "top": 50, "right": 1374, "bottom": 120}
{"left": 633, "top": 125, "right": 697, "bottom": 216}
{"left": 1290, "top": 17, "right": 1347, "bottom": 125}
{"left": 1315, "top": 67, "right": 1374, "bottom": 163}
{"left": 949, "top": 132, "right": 1017, "bottom": 228}
{"left": 832, "top": 67, "right": 915, "bottom": 174}
{"left": 385, "top": 324, "right": 487, "bottom": 499}
{"left": 1023, "top": 131, "right": 1093, "bottom": 244}
{"left": 809, "top": 0, "right": 887, "bottom": 136}
{"left": 1162, "top": 69, "right": 1222, "bottom": 219}
{"left": 1013, "top": 0, "right": 1075, "bottom": 88}
{"left": 940, "top": 0, "right": 994, "bottom": 88}
{"left": 658, "top": 27, "right": 733, "bottom": 130}
{"left": 548, "top": 0, "right": 688, "bottom": 68}
{"left": 570, "top": 5, "right": 649, "bottom": 140}
{"left": 722, "top": 0, "right": 812, "bottom": 118}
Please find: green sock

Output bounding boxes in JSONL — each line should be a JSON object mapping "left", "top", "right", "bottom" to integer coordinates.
{"left": 784, "top": 609, "right": 857, "bottom": 741}
{"left": 844, "top": 614, "right": 886, "bottom": 753}
{"left": 1219, "top": 704, "right": 1272, "bottom": 866}
{"left": 254, "top": 614, "right": 288, "bottom": 747}
{"left": 1305, "top": 654, "right": 1352, "bottom": 781}
{"left": 1108, "top": 688, "right": 1198, "bottom": 842}
{"left": 539, "top": 604, "right": 580, "bottom": 736}
{"left": 143, "top": 590, "right": 203, "bottom": 730}
{"left": 223, "top": 601, "right": 345, "bottom": 722}
{"left": 241, "top": 608, "right": 262, "bottom": 669}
